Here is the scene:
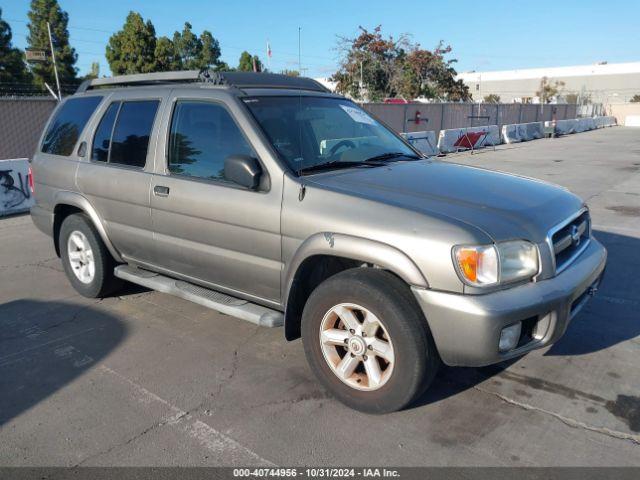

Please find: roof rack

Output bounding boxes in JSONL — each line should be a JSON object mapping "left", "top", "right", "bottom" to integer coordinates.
{"left": 76, "top": 70, "right": 330, "bottom": 94}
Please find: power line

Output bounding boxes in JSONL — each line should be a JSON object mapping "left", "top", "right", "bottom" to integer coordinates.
{"left": 7, "top": 19, "right": 339, "bottom": 62}
{"left": 6, "top": 17, "right": 113, "bottom": 33}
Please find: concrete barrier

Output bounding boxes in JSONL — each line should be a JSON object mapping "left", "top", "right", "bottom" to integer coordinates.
{"left": 545, "top": 119, "right": 576, "bottom": 135}
{"left": 437, "top": 125, "right": 500, "bottom": 153}
{"left": 401, "top": 131, "right": 438, "bottom": 156}
{"left": 501, "top": 121, "right": 544, "bottom": 144}
{"left": 0, "top": 158, "right": 34, "bottom": 217}
{"left": 575, "top": 117, "right": 597, "bottom": 133}
{"left": 594, "top": 116, "right": 616, "bottom": 128}
{"left": 545, "top": 116, "right": 616, "bottom": 135}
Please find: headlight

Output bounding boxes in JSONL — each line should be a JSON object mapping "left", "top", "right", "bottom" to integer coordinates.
{"left": 453, "top": 240, "right": 539, "bottom": 287}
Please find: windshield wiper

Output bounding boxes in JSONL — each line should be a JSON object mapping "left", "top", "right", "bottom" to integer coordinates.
{"left": 298, "top": 159, "right": 387, "bottom": 175}
{"left": 363, "top": 152, "right": 421, "bottom": 162}
{"left": 298, "top": 152, "right": 421, "bottom": 175}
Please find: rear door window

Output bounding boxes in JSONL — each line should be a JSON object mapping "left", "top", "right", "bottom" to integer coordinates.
{"left": 41, "top": 96, "right": 103, "bottom": 156}
{"left": 109, "top": 101, "right": 159, "bottom": 168}
{"left": 90, "top": 100, "right": 159, "bottom": 168}
{"left": 91, "top": 102, "right": 119, "bottom": 162}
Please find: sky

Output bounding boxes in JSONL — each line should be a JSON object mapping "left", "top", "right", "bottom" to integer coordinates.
{"left": 2, "top": 0, "right": 640, "bottom": 79}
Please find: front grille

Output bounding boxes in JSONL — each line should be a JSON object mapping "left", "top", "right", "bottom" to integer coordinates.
{"left": 550, "top": 210, "right": 591, "bottom": 274}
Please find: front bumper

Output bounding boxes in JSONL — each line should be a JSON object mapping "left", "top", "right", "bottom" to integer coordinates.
{"left": 412, "top": 238, "right": 607, "bottom": 367}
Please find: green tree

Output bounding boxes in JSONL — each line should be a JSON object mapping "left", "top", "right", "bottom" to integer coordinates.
{"left": 171, "top": 23, "right": 222, "bottom": 70}
{"left": 154, "top": 36, "right": 181, "bottom": 71}
{"left": 332, "top": 26, "right": 469, "bottom": 102}
{"left": 106, "top": 11, "right": 157, "bottom": 75}
{"left": 0, "top": 8, "right": 31, "bottom": 86}
{"left": 83, "top": 61, "right": 100, "bottom": 79}
{"left": 630, "top": 94, "right": 640, "bottom": 103}
{"left": 238, "top": 51, "right": 262, "bottom": 72}
{"left": 199, "top": 30, "right": 221, "bottom": 69}
{"left": 564, "top": 93, "right": 579, "bottom": 104}
{"left": 333, "top": 26, "right": 402, "bottom": 101}
{"left": 27, "top": 0, "right": 77, "bottom": 89}
{"left": 536, "top": 77, "right": 565, "bottom": 104}
{"left": 483, "top": 93, "right": 501, "bottom": 103}
{"left": 280, "top": 69, "right": 300, "bottom": 77}
{"left": 173, "top": 22, "right": 200, "bottom": 69}
{"left": 214, "top": 61, "right": 232, "bottom": 72}
{"left": 395, "top": 41, "right": 469, "bottom": 101}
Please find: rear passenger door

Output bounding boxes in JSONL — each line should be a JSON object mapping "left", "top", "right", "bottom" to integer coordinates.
{"left": 149, "top": 93, "right": 282, "bottom": 304}
{"left": 77, "top": 94, "right": 164, "bottom": 264}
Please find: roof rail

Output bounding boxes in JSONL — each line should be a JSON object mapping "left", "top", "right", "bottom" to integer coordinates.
{"left": 76, "top": 70, "right": 330, "bottom": 94}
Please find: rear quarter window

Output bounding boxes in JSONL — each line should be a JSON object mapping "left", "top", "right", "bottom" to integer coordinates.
{"left": 41, "top": 96, "right": 103, "bottom": 156}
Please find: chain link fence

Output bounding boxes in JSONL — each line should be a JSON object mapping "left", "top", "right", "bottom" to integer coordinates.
{"left": 0, "top": 96, "right": 597, "bottom": 162}
{"left": 361, "top": 102, "right": 579, "bottom": 134}
{"left": 0, "top": 82, "right": 79, "bottom": 98}
{"left": 0, "top": 98, "right": 57, "bottom": 160}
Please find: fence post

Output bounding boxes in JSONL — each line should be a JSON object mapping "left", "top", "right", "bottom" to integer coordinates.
{"left": 403, "top": 104, "right": 408, "bottom": 133}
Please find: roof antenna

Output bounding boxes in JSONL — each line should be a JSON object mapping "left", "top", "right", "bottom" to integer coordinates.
{"left": 297, "top": 26, "right": 305, "bottom": 190}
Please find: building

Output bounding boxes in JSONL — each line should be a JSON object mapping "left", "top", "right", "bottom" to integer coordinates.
{"left": 457, "top": 62, "right": 640, "bottom": 104}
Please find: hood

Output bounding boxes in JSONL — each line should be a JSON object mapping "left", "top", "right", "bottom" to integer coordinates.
{"left": 306, "top": 159, "right": 584, "bottom": 243}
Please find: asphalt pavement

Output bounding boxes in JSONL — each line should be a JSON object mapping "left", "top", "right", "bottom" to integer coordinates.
{"left": 1, "top": 126, "right": 639, "bottom": 466}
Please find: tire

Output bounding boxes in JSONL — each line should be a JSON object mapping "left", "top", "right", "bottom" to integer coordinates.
{"left": 301, "top": 268, "right": 440, "bottom": 414}
{"left": 59, "top": 213, "right": 123, "bottom": 298}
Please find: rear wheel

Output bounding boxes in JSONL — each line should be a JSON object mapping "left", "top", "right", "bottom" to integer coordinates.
{"left": 302, "top": 268, "right": 440, "bottom": 414}
{"left": 59, "top": 213, "right": 123, "bottom": 298}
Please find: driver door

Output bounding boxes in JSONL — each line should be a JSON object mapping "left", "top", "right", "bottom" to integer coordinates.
{"left": 149, "top": 93, "right": 282, "bottom": 304}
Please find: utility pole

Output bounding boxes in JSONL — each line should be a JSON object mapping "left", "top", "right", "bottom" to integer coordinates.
{"left": 298, "top": 27, "right": 302, "bottom": 74}
{"left": 47, "top": 22, "right": 61, "bottom": 101}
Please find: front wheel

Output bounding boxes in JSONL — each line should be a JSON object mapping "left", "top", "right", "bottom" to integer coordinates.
{"left": 301, "top": 268, "right": 440, "bottom": 414}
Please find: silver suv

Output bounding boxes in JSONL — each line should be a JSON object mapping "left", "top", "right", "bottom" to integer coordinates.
{"left": 31, "top": 71, "right": 606, "bottom": 413}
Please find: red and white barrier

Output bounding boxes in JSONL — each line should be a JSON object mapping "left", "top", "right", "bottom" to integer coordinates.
{"left": 401, "top": 131, "right": 438, "bottom": 156}
{"left": 437, "top": 125, "right": 500, "bottom": 153}
{"left": 501, "top": 121, "right": 544, "bottom": 144}
{"left": 1, "top": 158, "right": 34, "bottom": 217}
{"left": 400, "top": 116, "right": 616, "bottom": 156}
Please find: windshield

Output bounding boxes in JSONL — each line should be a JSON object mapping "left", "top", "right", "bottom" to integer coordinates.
{"left": 243, "top": 96, "right": 418, "bottom": 173}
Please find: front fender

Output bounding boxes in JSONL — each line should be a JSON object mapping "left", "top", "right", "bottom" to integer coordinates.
{"left": 54, "top": 190, "right": 123, "bottom": 263}
{"left": 284, "top": 232, "right": 428, "bottom": 302}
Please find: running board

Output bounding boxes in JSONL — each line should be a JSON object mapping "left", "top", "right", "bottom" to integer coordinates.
{"left": 114, "top": 265, "right": 283, "bottom": 327}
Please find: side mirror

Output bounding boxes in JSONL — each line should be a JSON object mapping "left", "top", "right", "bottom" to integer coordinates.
{"left": 224, "top": 155, "right": 262, "bottom": 190}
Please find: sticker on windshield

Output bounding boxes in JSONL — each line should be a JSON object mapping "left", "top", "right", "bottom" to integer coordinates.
{"left": 340, "top": 105, "right": 377, "bottom": 125}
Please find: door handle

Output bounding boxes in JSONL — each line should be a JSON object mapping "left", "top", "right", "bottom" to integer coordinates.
{"left": 154, "top": 185, "right": 170, "bottom": 197}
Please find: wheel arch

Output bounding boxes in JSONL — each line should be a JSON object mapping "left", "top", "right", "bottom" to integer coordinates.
{"left": 283, "top": 233, "right": 428, "bottom": 340}
{"left": 53, "top": 191, "right": 122, "bottom": 262}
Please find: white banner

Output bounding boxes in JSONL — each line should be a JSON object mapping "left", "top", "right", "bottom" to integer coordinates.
{"left": 0, "top": 159, "right": 34, "bottom": 217}
{"left": 437, "top": 125, "right": 500, "bottom": 153}
{"left": 625, "top": 115, "right": 640, "bottom": 127}
{"left": 501, "top": 122, "right": 544, "bottom": 144}
{"left": 401, "top": 131, "right": 438, "bottom": 156}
